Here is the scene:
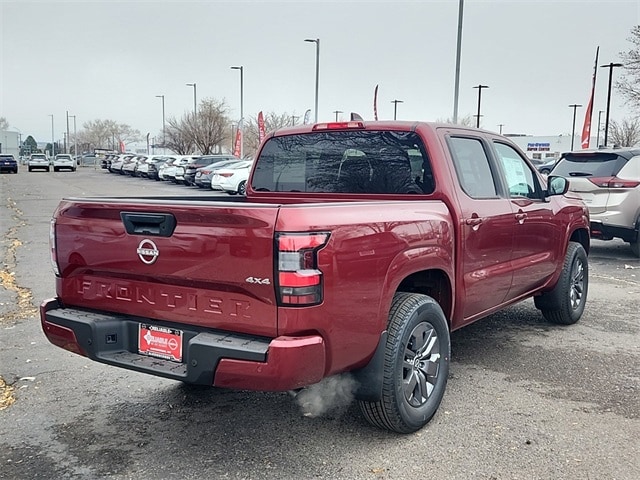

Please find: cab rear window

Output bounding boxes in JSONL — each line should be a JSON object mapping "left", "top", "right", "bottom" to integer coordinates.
{"left": 251, "top": 130, "right": 434, "bottom": 194}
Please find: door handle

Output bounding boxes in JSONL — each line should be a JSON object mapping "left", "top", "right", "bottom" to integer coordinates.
{"left": 465, "top": 217, "right": 483, "bottom": 231}
{"left": 515, "top": 212, "right": 527, "bottom": 224}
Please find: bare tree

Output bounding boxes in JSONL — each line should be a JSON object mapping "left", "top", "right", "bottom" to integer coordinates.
{"left": 164, "top": 98, "right": 230, "bottom": 155}
{"left": 435, "top": 114, "right": 476, "bottom": 127}
{"left": 242, "top": 112, "right": 299, "bottom": 159}
{"left": 0, "top": 117, "right": 9, "bottom": 130}
{"left": 608, "top": 117, "right": 640, "bottom": 147}
{"left": 77, "top": 119, "right": 141, "bottom": 151}
{"left": 617, "top": 25, "right": 640, "bottom": 109}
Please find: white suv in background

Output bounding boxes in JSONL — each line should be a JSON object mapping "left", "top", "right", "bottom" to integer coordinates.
{"left": 552, "top": 147, "right": 640, "bottom": 257}
{"left": 53, "top": 154, "right": 76, "bottom": 172}
{"left": 28, "top": 153, "right": 50, "bottom": 172}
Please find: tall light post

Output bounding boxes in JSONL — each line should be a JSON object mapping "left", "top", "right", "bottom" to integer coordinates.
{"left": 66, "top": 110, "right": 70, "bottom": 154}
{"left": 333, "top": 110, "right": 343, "bottom": 121}
{"left": 498, "top": 123, "right": 504, "bottom": 134}
{"left": 304, "top": 38, "right": 320, "bottom": 123}
{"left": 48, "top": 114, "right": 54, "bottom": 157}
{"left": 600, "top": 62, "right": 623, "bottom": 146}
{"left": 453, "top": 0, "right": 465, "bottom": 123}
{"left": 186, "top": 83, "right": 197, "bottom": 119}
{"left": 597, "top": 110, "right": 604, "bottom": 147}
{"left": 391, "top": 100, "right": 404, "bottom": 120}
{"left": 231, "top": 66, "right": 244, "bottom": 158}
{"left": 473, "top": 84, "right": 489, "bottom": 128}
{"left": 568, "top": 104, "right": 583, "bottom": 151}
{"left": 69, "top": 115, "right": 77, "bottom": 162}
{"left": 155, "top": 95, "right": 165, "bottom": 154}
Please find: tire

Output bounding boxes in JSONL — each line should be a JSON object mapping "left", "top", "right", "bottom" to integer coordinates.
{"left": 238, "top": 180, "right": 247, "bottom": 196}
{"left": 46, "top": 167, "right": 50, "bottom": 172}
{"left": 631, "top": 239, "right": 640, "bottom": 258}
{"left": 358, "top": 293, "right": 450, "bottom": 433}
{"left": 534, "top": 241, "right": 588, "bottom": 325}
{"left": 54, "top": 167, "right": 58, "bottom": 172}
{"left": 28, "top": 167, "right": 32, "bottom": 172}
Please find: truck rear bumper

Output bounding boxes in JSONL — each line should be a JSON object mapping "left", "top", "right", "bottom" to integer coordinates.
{"left": 40, "top": 298, "right": 326, "bottom": 390}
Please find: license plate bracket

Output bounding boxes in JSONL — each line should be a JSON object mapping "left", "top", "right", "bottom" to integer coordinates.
{"left": 138, "top": 323, "right": 183, "bottom": 363}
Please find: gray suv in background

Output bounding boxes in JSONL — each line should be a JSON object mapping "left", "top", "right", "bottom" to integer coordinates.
{"left": 552, "top": 148, "right": 640, "bottom": 257}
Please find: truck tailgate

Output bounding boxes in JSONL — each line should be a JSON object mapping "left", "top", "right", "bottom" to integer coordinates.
{"left": 53, "top": 198, "right": 280, "bottom": 337}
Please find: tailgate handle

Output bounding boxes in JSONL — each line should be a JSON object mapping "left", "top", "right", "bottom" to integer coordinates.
{"left": 120, "top": 212, "right": 177, "bottom": 237}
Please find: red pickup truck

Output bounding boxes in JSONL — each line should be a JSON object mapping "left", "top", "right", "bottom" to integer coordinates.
{"left": 41, "top": 121, "right": 590, "bottom": 433}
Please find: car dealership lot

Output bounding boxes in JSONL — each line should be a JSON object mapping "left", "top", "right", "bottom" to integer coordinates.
{"left": 1, "top": 168, "right": 638, "bottom": 479}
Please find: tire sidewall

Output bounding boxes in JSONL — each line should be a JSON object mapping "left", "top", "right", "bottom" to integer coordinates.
{"left": 564, "top": 243, "right": 588, "bottom": 322}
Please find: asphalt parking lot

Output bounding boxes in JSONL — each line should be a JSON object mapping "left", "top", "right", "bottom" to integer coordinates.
{"left": 1, "top": 167, "right": 639, "bottom": 479}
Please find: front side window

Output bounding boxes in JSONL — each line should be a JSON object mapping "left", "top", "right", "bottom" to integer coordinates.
{"left": 252, "top": 130, "right": 433, "bottom": 194}
{"left": 494, "top": 142, "right": 540, "bottom": 199}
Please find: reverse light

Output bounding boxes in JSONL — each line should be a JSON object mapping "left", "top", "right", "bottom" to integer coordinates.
{"left": 276, "top": 232, "right": 330, "bottom": 306}
{"left": 49, "top": 218, "right": 60, "bottom": 276}
{"left": 312, "top": 121, "right": 365, "bottom": 131}
{"left": 588, "top": 176, "right": 640, "bottom": 188}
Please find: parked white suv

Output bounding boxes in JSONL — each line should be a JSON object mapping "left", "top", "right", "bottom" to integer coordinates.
{"left": 53, "top": 154, "right": 76, "bottom": 172}
{"left": 28, "top": 153, "right": 50, "bottom": 172}
{"left": 552, "top": 147, "right": 640, "bottom": 256}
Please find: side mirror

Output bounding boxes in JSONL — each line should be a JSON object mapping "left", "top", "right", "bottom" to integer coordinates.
{"left": 547, "top": 175, "right": 568, "bottom": 196}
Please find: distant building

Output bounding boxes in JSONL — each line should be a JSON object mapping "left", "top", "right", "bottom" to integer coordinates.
{"left": 0, "top": 130, "right": 20, "bottom": 157}
{"left": 506, "top": 134, "right": 598, "bottom": 161}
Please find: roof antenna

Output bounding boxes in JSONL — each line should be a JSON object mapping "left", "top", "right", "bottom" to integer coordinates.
{"left": 350, "top": 112, "right": 364, "bottom": 121}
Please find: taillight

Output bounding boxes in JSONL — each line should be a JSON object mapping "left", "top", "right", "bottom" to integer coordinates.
{"left": 276, "top": 232, "right": 330, "bottom": 306}
{"left": 201, "top": 170, "right": 211, "bottom": 175}
{"left": 588, "top": 176, "right": 640, "bottom": 188}
{"left": 219, "top": 172, "right": 234, "bottom": 178}
{"left": 49, "top": 218, "right": 60, "bottom": 276}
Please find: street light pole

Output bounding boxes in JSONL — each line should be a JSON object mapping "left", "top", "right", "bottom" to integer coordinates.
{"left": 473, "top": 84, "right": 489, "bottom": 128}
{"left": 391, "top": 100, "right": 404, "bottom": 120}
{"left": 333, "top": 110, "right": 343, "bottom": 121}
{"left": 597, "top": 110, "right": 604, "bottom": 147}
{"left": 48, "top": 114, "right": 54, "bottom": 157}
{"left": 569, "top": 104, "right": 583, "bottom": 151}
{"left": 304, "top": 38, "right": 320, "bottom": 123}
{"left": 69, "top": 115, "right": 77, "bottom": 162}
{"left": 600, "top": 62, "right": 623, "bottom": 147}
{"left": 498, "top": 123, "right": 504, "bottom": 134}
{"left": 155, "top": 95, "right": 165, "bottom": 154}
{"left": 66, "top": 110, "right": 70, "bottom": 154}
{"left": 231, "top": 66, "right": 244, "bottom": 158}
{"left": 453, "top": 0, "right": 465, "bottom": 123}
{"left": 186, "top": 83, "right": 197, "bottom": 118}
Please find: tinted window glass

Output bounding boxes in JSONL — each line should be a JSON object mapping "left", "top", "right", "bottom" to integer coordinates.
{"left": 552, "top": 152, "right": 628, "bottom": 177}
{"left": 447, "top": 137, "right": 497, "bottom": 198}
{"left": 252, "top": 130, "right": 433, "bottom": 194}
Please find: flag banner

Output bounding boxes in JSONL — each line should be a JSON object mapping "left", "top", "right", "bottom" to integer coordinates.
{"left": 119, "top": 140, "right": 125, "bottom": 153}
{"left": 258, "top": 111, "right": 266, "bottom": 142}
{"left": 581, "top": 46, "right": 599, "bottom": 149}
{"left": 373, "top": 84, "right": 379, "bottom": 121}
{"left": 303, "top": 109, "right": 311, "bottom": 125}
{"left": 233, "top": 127, "right": 242, "bottom": 157}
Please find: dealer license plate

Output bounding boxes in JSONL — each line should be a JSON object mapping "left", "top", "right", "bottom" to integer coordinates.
{"left": 138, "top": 324, "right": 183, "bottom": 363}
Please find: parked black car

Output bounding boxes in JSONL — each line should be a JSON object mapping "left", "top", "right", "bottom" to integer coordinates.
{"left": 183, "top": 155, "right": 238, "bottom": 186}
{"left": 0, "top": 154, "right": 18, "bottom": 173}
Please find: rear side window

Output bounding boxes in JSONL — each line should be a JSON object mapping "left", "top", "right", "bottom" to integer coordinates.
{"left": 447, "top": 137, "right": 498, "bottom": 198}
{"left": 252, "top": 130, "right": 433, "bottom": 194}
{"left": 552, "top": 153, "right": 628, "bottom": 177}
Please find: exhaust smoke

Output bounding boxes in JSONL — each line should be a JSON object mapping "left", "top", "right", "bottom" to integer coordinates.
{"left": 292, "top": 374, "right": 357, "bottom": 418}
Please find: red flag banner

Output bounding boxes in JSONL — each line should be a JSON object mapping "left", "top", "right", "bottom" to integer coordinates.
{"left": 233, "top": 126, "right": 242, "bottom": 158}
{"left": 119, "top": 140, "right": 125, "bottom": 153}
{"left": 373, "top": 84, "right": 379, "bottom": 121}
{"left": 258, "top": 111, "right": 265, "bottom": 143}
{"left": 581, "top": 46, "right": 599, "bottom": 149}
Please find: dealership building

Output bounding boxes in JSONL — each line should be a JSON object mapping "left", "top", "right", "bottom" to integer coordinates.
{"left": 0, "top": 129, "right": 20, "bottom": 157}
{"left": 505, "top": 134, "right": 599, "bottom": 161}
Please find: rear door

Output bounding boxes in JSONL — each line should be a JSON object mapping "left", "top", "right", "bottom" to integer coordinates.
{"left": 446, "top": 135, "right": 515, "bottom": 322}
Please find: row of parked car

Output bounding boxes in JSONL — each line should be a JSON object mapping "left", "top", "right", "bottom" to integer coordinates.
{"left": 100, "top": 153, "right": 253, "bottom": 194}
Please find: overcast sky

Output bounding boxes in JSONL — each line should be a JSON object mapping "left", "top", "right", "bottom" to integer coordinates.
{"left": 1, "top": 0, "right": 639, "bottom": 144}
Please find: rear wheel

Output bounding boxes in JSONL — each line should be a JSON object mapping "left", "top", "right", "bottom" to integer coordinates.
{"left": 358, "top": 293, "right": 450, "bottom": 433}
{"left": 238, "top": 180, "right": 247, "bottom": 195}
{"left": 534, "top": 241, "right": 588, "bottom": 324}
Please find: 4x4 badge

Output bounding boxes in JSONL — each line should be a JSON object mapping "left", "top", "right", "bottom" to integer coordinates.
{"left": 137, "top": 239, "right": 159, "bottom": 265}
